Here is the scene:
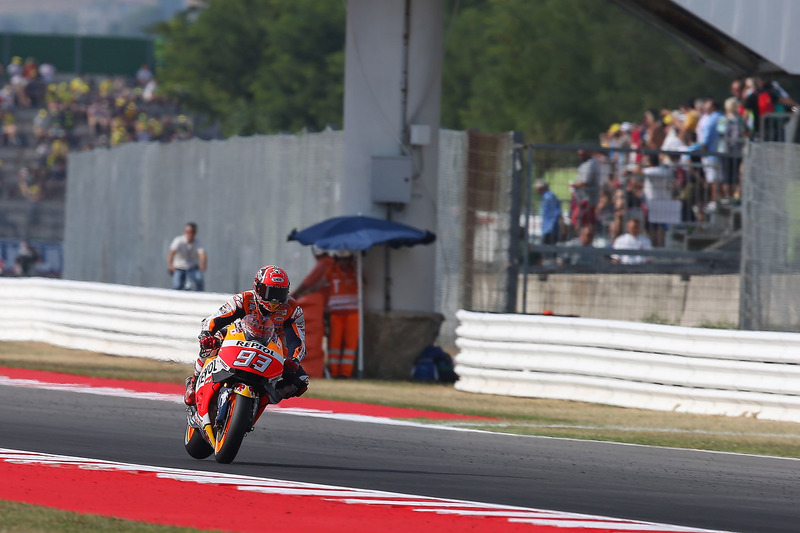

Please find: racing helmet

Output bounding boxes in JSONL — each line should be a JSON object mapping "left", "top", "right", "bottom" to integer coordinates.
{"left": 254, "top": 265, "right": 290, "bottom": 312}
{"left": 239, "top": 313, "right": 275, "bottom": 343}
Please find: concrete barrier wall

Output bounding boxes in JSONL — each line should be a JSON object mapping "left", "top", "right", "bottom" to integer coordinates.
{"left": 518, "top": 273, "right": 739, "bottom": 327}
{"left": 455, "top": 310, "right": 800, "bottom": 423}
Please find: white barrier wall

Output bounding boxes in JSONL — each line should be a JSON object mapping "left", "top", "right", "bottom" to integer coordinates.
{"left": 455, "top": 310, "right": 800, "bottom": 423}
{"left": 0, "top": 278, "right": 228, "bottom": 364}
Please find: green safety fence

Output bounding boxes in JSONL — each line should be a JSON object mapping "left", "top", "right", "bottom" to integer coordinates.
{"left": 1, "top": 32, "right": 153, "bottom": 76}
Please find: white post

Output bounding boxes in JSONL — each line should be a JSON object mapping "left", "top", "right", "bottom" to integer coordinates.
{"left": 342, "top": 0, "right": 443, "bottom": 313}
{"left": 357, "top": 250, "right": 364, "bottom": 379}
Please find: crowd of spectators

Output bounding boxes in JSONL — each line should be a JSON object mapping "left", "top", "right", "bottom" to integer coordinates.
{"left": 543, "top": 76, "right": 798, "bottom": 264}
{"left": 0, "top": 57, "right": 194, "bottom": 204}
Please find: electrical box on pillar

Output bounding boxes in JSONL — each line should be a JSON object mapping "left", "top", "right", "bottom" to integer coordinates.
{"left": 371, "top": 155, "right": 413, "bottom": 204}
{"left": 409, "top": 124, "right": 431, "bottom": 146}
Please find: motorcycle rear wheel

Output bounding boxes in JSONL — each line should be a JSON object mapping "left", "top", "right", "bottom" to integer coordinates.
{"left": 184, "top": 424, "right": 213, "bottom": 459}
{"left": 214, "top": 394, "right": 255, "bottom": 464}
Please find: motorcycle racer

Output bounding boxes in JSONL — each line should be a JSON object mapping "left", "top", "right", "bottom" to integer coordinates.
{"left": 184, "top": 265, "right": 310, "bottom": 405}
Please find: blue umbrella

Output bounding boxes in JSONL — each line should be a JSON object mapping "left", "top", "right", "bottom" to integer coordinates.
{"left": 288, "top": 215, "right": 436, "bottom": 378}
{"left": 287, "top": 215, "right": 435, "bottom": 251}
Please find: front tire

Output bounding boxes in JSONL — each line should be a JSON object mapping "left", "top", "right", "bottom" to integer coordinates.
{"left": 214, "top": 394, "right": 255, "bottom": 464}
{"left": 184, "top": 424, "right": 213, "bottom": 459}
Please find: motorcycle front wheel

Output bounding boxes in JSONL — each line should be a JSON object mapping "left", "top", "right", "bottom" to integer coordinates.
{"left": 184, "top": 424, "right": 213, "bottom": 459}
{"left": 214, "top": 394, "right": 255, "bottom": 464}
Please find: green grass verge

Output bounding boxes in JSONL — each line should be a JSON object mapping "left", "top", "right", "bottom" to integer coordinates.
{"left": 0, "top": 500, "right": 210, "bottom": 533}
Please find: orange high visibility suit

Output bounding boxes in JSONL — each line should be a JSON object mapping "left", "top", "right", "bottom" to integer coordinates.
{"left": 325, "top": 256, "right": 359, "bottom": 378}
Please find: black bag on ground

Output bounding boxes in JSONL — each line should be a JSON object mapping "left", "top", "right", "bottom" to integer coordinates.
{"left": 411, "top": 345, "right": 458, "bottom": 383}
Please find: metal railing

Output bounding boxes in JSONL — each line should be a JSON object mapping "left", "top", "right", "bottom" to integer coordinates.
{"left": 506, "top": 143, "right": 744, "bottom": 320}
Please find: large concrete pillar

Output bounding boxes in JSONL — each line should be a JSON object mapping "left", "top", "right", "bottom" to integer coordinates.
{"left": 341, "top": 0, "right": 444, "bottom": 313}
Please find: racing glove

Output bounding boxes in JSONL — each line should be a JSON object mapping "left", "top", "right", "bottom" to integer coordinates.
{"left": 198, "top": 331, "right": 220, "bottom": 351}
{"left": 283, "top": 357, "right": 300, "bottom": 375}
{"left": 279, "top": 358, "right": 309, "bottom": 398}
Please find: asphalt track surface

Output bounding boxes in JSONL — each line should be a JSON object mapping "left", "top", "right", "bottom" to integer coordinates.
{"left": 1, "top": 384, "right": 799, "bottom": 533}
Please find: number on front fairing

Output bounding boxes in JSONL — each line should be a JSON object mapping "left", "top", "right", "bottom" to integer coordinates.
{"left": 232, "top": 350, "right": 271, "bottom": 373}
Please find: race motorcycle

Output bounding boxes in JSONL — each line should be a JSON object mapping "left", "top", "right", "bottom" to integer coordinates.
{"left": 184, "top": 315, "right": 299, "bottom": 464}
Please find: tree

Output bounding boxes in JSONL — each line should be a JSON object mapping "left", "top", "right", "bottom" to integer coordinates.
{"left": 441, "top": 0, "right": 729, "bottom": 143}
{"left": 153, "top": 0, "right": 344, "bottom": 137}
{"left": 154, "top": 0, "right": 730, "bottom": 142}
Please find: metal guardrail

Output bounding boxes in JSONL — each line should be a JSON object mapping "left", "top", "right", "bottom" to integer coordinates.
{"left": 455, "top": 310, "right": 800, "bottom": 423}
{"left": 0, "top": 278, "right": 223, "bottom": 364}
{"left": 525, "top": 245, "right": 739, "bottom": 275}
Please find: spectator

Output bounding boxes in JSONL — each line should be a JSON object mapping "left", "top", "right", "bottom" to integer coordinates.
{"left": 22, "top": 58, "right": 38, "bottom": 81}
{"left": 595, "top": 172, "right": 618, "bottom": 238}
{"left": 39, "top": 62, "right": 55, "bottom": 84}
{"left": 2, "top": 113, "right": 19, "bottom": 146}
{"left": 609, "top": 188, "right": 627, "bottom": 243}
{"left": 558, "top": 225, "right": 599, "bottom": 266}
{"left": 570, "top": 149, "right": 600, "bottom": 230}
{"left": 33, "top": 109, "right": 50, "bottom": 142}
{"left": 744, "top": 76, "right": 798, "bottom": 140}
{"left": 535, "top": 179, "right": 562, "bottom": 245}
{"left": 136, "top": 64, "right": 153, "bottom": 87}
{"left": 698, "top": 98, "right": 723, "bottom": 213}
{"left": 167, "top": 222, "right": 207, "bottom": 291}
{"left": 14, "top": 240, "right": 40, "bottom": 276}
{"left": 611, "top": 218, "right": 653, "bottom": 265}
{"left": 18, "top": 168, "right": 42, "bottom": 236}
{"left": 142, "top": 78, "right": 158, "bottom": 103}
{"left": 643, "top": 109, "right": 666, "bottom": 150}
{"left": 0, "top": 65, "right": 198, "bottom": 205}
{"left": 639, "top": 154, "right": 678, "bottom": 247}
{"left": 718, "top": 96, "right": 748, "bottom": 202}
{"left": 87, "top": 100, "right": 111, "bottom": 136}
{"left": 135, "top": 113, "right": 151, "bottom": 142}
{"left": 661, "top": 112, "right": 685, "bottom": 152}
{"left": 622, "top": 173, "right": 646, "bottom": 224}
{"left": 609, "top": 122, "right": 631, "bottom": 182}
{"left": 676, "top": 98, "right": 699, "bottom": 145}
{"left": 6, "top": 57, "right": 22, "bottom": 79}
{"left": 730, "top": 79, "right": 746, "bottom": 117}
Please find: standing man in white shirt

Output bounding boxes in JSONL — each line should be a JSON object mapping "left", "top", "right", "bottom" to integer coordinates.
{"left": 168, "top": 222, "right": 207, "bottom": 291}
{"left": 611, "top": 218, "right": 652, "bottom": 265}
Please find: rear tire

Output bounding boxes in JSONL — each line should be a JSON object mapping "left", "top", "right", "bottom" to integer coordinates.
{"left": 184, "top": 424, "right": 213, "bottom": 459}
{"left": 214, "top": 394, "right": 255, "bottom": 464}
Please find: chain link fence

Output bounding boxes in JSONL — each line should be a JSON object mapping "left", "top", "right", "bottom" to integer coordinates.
{"left": 740, "top": 141, "right": 800, "bottom": 331}
{"left": 435, "top": 130, "right": 517, "bottom": 348}
{"left": 512, "top": 144, "right": 742, "bottom": 327}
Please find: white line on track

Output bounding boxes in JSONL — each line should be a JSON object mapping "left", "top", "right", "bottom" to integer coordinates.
{"left": 2, "top": 372, "right": 799, "bottom": 462}
{"left": 0, "top": 448, "right": 732, "bottom": 533}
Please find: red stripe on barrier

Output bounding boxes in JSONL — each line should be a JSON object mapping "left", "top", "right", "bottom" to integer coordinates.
{"left": 0, "top": 367, "right": 495, "bottom": 420}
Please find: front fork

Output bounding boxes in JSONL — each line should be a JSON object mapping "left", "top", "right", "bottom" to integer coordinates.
{"left": 190, "top": 384, "right": 263, "bottom": 447}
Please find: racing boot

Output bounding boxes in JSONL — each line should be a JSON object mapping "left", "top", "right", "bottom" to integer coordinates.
{"left": 183, "top": 375, "right": 197, "bottom": 406}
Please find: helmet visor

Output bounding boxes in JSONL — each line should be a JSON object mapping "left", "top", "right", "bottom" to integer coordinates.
{"left": 255, "top": 283, "right": 289, "bottom": 304}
